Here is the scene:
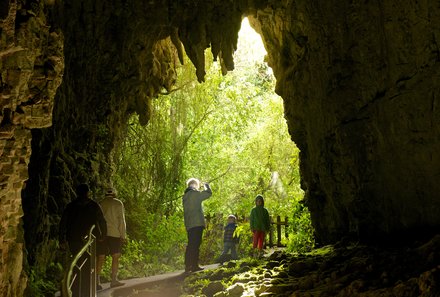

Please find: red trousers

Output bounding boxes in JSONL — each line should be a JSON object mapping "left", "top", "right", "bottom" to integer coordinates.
{"left": 252, "top": 230, "right": 266, "bottom": 250}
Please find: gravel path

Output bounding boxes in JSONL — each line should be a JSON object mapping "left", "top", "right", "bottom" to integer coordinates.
{"left": 126, "top": 280, "right": 183, "bottom": 297}
{"left": 98, "top": 264, "right": 220, "bottom": 297}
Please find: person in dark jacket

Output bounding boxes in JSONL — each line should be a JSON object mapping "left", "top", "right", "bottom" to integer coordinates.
{"left": 219, "top": 214, "right": 239, "bottom": 264}
{"left": 250, "top": 194, "right": 270, "bottom": 257}
{"left": 182, "top": 178, "right": 212, "bottom": 272}
{"left": 59, "top": 183, "right": 107, "bottom": 296}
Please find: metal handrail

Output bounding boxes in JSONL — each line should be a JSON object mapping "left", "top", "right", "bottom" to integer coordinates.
{"left": 62, "top": 225, "right": 97, "bottom": 297}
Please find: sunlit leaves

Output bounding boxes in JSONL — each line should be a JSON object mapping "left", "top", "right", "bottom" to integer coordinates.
{"left": 114, "top": 19, "right": 314, "bottom": 266}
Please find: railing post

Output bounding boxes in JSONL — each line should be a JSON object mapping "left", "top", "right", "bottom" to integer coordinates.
{"left": 62, "top": 225, "right": 96, "bottom": 297}
{"left": 90, "top": 237, "right": 96, "bottom": 297}
{"left": 277, "top": 216, "right": 281, "bottom": 247}
{"left": 285, "top": 216, "right": 289, "bottom": 239}
{"left": 268, "top": 216, "right": 273, "bottom": 248}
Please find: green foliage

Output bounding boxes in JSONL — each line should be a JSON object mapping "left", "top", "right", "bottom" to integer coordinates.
{"left": 113, "top": 20, "right": 314, "bottom": 280}
{"left": 233, "top": 222, "right": 254, "bottom": 257}
{"left": 98, "top": 213, "right": 186, "bottom": 280}
{"left": 25, "top": 263, "right": 62, "bottom": 297}
{"left": 177, "top": 53, "right": 303, "bottom": 220}
{"left": 286, "top": 203, "right": 315, "bottom": 253}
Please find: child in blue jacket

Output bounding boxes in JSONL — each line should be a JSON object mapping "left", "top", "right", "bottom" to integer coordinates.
{"left": 219, "top": 214, "right": 239, "bottom": 264}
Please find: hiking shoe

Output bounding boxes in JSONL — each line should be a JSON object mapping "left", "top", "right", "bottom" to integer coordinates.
{"left": 110, "top": 280, "right": 125, "bottom": 288}
{"left": 192, "top": 266, "right": 204, "bottom": 272}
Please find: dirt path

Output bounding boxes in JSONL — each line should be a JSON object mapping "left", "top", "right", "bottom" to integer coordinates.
{"left": 124, "top": 274, "right": 185, "bottom": 297}
{"left": 126, "top": 282, "right": 183, "bottom": 297}
{"left": 98, "top": 264, "right": 220, "bottom": 297}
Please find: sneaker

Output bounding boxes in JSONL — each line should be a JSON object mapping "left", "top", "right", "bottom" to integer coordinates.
{"left": 192, "top": 266, "right": 204, "bottom": 272}
{"left": 110, "top": 280, "right": 125, "bottom": 288}
{"left": 96, "top": 284, "right": 103, "bottom": 291}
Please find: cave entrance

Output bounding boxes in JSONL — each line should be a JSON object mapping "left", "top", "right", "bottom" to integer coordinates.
{"left": 108, "top": 18, "right": 312, "bottom": 276}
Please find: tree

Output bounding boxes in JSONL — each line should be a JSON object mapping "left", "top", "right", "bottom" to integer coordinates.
{"left": 113, "top": 20, "right": 313, "bottom": 278}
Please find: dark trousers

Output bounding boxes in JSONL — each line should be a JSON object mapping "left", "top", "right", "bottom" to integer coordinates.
{"left": 185, "top": 226, "right": 204, "bottom": 270}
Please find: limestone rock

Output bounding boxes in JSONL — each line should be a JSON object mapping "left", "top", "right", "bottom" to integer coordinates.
{"left": 2, "top": 1, "right": 440, "bottom": 296}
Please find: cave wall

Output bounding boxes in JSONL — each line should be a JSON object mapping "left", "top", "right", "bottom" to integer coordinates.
{"left": 21, "top": 0, "right": 181, "bottom": 280}
{"left": 1, "top": 0, "right": 440, "bottom": 296}
{"left": 249, "top": 0, "right": 440, "bottom": 245}
{"left": 20, "top": 1, "right": 268, "bottom": 287}
{"left": 0, "top": 0, "right": 63, "bottom": 295}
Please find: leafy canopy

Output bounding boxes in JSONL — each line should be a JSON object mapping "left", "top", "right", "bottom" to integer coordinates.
{"left": 110, "top": 18, "right": 314, "bottom": 278}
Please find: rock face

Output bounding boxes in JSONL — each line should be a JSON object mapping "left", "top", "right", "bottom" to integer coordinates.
{"left": 1, "top": 0, "right": 440, "bottom": 296}
{"left": 0, "top": 0, "right": 64, "bottom": 295}
{"left": 183, "top": 238, "right": 440, "bottom": 297}
{"left": 251, "top": 1, "right": 440, "bottom": 245}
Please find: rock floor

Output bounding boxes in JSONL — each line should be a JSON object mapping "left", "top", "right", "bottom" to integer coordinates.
{"left": 181, "top": 235, "right": 440, "bottom": 296}
{"left": 99, "top": 235, "right": 440, "bottom": 297}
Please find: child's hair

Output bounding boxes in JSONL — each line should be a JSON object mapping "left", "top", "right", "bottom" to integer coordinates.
{"left": 255, "top": 194, "right": 264, "bottom": 205}
{"left": 186, "top": 178, "right": 200, "bottom": 188}
{"left": 228, "top": 214, "right": 237, "bottom": 221}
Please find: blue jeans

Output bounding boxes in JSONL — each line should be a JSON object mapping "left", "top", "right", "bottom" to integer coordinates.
{"left": 220, "top": 242, "right": 237, "bottom": 262}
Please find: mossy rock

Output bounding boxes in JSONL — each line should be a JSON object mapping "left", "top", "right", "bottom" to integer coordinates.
{"left": 209, "top": 269, "right": 226, "bottom": 281}
{"left": 270, "top": 277, "right": 286, "bottom": 285}
{"left": 276, "top": 271, "right": 289, "bottom": 279}
{"left": 226, "top": 261, "right": 237, "bottom": 268}
{"left": 264, "top": 270, "right": 273, "bottom": 278}
{"left": 226, "top": 283, "right": 245, "bottom": 297}
{"left": 202, "top": 281, "right": 225, "bottom": 297}
{"left": 266, "top": 261, "right": 280, "bottom": 269}
{"left": 266, "top": 283, "right": 295, "bottom": 294}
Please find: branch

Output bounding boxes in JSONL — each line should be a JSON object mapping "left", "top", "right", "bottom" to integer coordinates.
{"left": 205, "top": 165, "right": 232, "bottom": 183}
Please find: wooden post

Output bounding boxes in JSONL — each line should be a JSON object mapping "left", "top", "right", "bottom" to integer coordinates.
{"left": 268, "top": 216, "right": 273, "bottom": 247}
{"left": 275, "top": 216, "right": 279, "bottom": 247}
{"left": 285, "top": 216, "right": 289, "bottom": 239}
